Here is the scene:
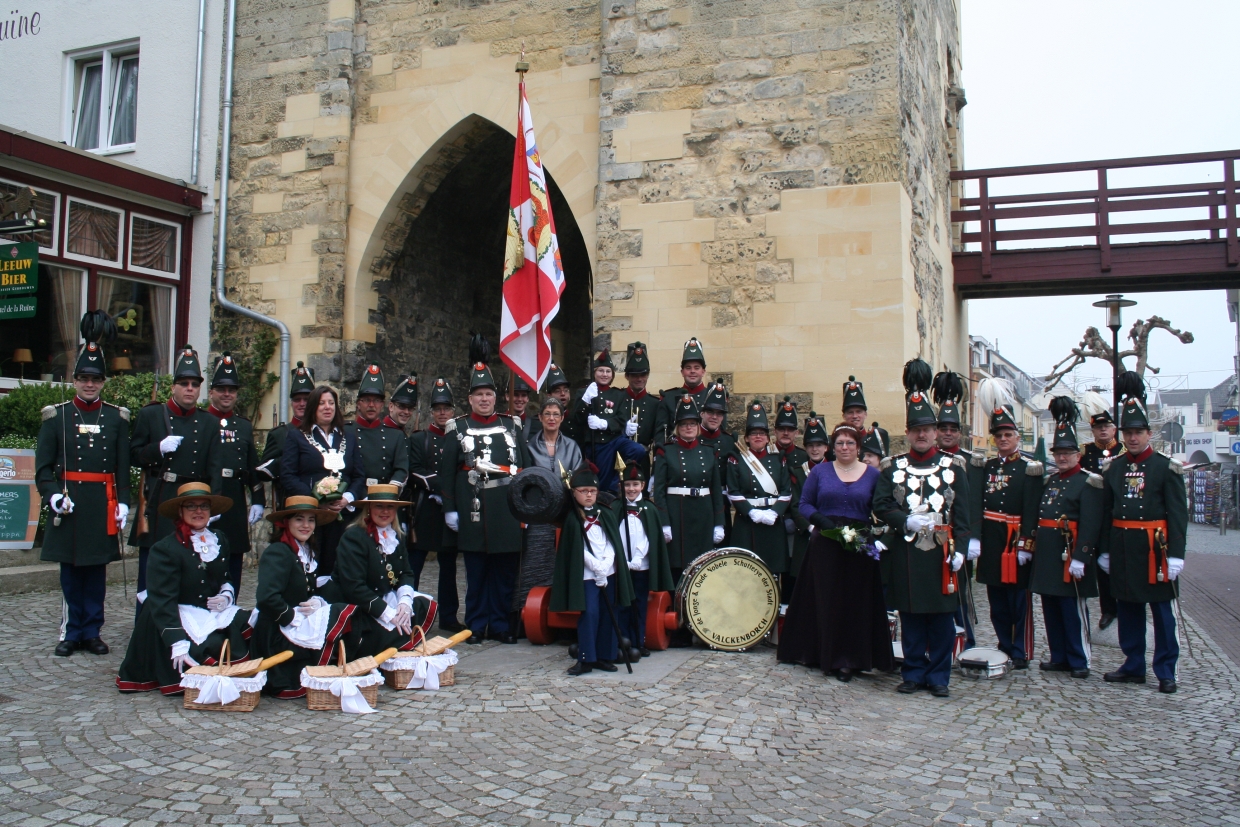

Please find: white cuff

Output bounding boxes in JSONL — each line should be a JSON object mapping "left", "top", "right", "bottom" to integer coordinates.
{"left": 397, "top": 585, "right": 414, "bottom": 608}
{"left": 379, "top": 606, "right": 397, "bottom": 624}
{"left": 316, "top": 575, "right": 332, "bottom": 588}
{"left": 171, "top": 640, "right": 190, "bottom": 658}
{"left": 342, "top": 492, "right": 355, "bottom": 504}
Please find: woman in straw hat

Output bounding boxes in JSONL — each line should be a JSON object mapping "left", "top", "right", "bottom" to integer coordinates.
{"left": 116, "top": 483, "right": 251, "bottom": 695}
{"left": 252, "top": 496, "right": 361, "bottom": 699}
{"left": 333, "top": 484, "right": 438, "bottom": 657}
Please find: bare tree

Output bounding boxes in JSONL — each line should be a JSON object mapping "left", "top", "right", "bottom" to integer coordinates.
{"left": 1043, "top": 316, "right": 1194, "bottom": 392}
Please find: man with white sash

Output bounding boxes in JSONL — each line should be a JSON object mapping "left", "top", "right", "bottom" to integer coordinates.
{"left": 726, "top": 401, "right": 793, "bottom": 578}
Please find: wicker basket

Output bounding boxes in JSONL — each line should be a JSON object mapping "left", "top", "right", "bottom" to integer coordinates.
{"left": 182, "top": 641, "right": 263, "bottom": 712}
{"left": 301, "top": 640, "right": 385, "bottom": 711}
{"left": 381, "top": 626, "right": 463, "bottom": 689}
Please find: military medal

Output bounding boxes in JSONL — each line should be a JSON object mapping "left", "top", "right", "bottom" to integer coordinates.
{"left": 386, "top": 562, "right": 397, "bottom": 586}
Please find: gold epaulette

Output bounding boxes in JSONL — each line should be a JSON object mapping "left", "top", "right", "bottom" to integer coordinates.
{"left": 970, "top": 453, "right": 986, "bottom": 467}
{"left": 41, "top": 404, "right": 58, "bottom": 421}
{"left": 1169, "top": 458, "right": 1185, "bottom": 476}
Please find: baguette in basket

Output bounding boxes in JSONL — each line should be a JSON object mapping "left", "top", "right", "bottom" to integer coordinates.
{"left": 181, "top": 643, "right": 294, "bottom": 711}
{"left": 382, "top": 628, "right": 471, "bottom": 690}
{"left": 300, "top": 641, "right": 397, "bottom": 713}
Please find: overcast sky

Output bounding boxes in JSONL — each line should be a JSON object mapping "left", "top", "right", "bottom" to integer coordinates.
{"left": 960, "top": 1, "right": 1239, "bottom": 396}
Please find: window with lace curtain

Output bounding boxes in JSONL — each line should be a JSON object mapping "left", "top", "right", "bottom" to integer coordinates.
{"left": 69, "top": 46, "right": 138, "bottom": 154}
{"left": 129, "top": 214, "right": 179, "bottom": 276}
{"left": 65, "top": 197, "right": 122, "bottom": 265}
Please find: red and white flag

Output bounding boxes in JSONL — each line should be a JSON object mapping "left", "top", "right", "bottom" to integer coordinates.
{"left": 500, "top": 77, "right": 565, "bottom": 391}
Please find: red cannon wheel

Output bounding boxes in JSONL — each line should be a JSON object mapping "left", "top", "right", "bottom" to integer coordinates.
{"left": 644, "top": 590, "right": 676, "bottom": 651}
{"left": 522, "top": 586, "right": 555, "bottom": 644}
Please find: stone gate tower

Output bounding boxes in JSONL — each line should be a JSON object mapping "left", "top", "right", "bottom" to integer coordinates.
{"left": 224, "top": 0, "right": 966, "bottom": 424}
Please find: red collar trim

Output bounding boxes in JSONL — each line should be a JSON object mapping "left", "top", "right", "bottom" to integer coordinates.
{"left": 683, "top": 383, "right": 706, "bottom": 394}
{"left": 206, "top": 405, "right": 234, "bottom": 419}
{"left": 778, "top": 443, "right": 796, "bottom": 455}
{"left": 167, "top": 399, "right": 195, "bottom": 417}
{"left": 1059, "top": 465, "right": 1083, "bottom": 479}
{"left": 909, "top": 447, "right": 939, "bottom": 463}
{"left": 752, "top": 447, "right": 768, "bottom": 458}
{"left": 470, "top": 413, "right": 499, "bottom": 425}
{"left": 939, "top": 444, "right": 960, "bottom": 454}
{"left": 675, "top": 436, "right": 699, "bottom": 450}
{"left": 999, "top": 450, "right": 1020, "bottom": 463}
{"left": 289, "top": 417, "right": 302, "bottom": 429}
{"left": 354, "top": 416, "right": 381, "bottom": 429}
{"left": 701, "top": 426, "right": 721, "bottom": 439}
{"left": 428, "top": 423, "right": 446, "bottom": 436}
{"left": 595, "top": 384, "right": 611, "bottom": 393}
{"left": 382, "top": 416, "right": 402, "bottom": 429}
{"left": 1095, "top": 438, "right": 1118, "bottom": 451}
{"left": 1130, "top": 446, "right": 1154, "bottom": 463}
{"left": 72, "top": 396, "right": 102, "bottom": 412}
{"left": 626, "top": 387, "right": 647, "bottom": 400}
{"left": 807, "top": 458, "right": 822, "bottom": 468}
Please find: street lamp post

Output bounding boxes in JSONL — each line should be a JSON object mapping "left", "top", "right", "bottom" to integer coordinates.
{"left": 1093, "top": 294, "right": 1137, "bottom": 421}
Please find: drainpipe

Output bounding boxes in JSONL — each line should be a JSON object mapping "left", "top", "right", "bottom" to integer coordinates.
{"left": 215, "top": 0, "right": 291, "bottom": 421}
{"left": 190, "top": 0, "right": 206, "bottom": 184}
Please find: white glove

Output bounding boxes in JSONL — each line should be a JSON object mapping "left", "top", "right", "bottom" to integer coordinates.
{"left": 445, "top": 511, "right": 459, "bottom": 532}
{"left": 1097, "top": 552, "right": 1110, "bottom": 573}
{"left": 967, "top": 538, "right": 981, "bottom": 561}
{"left": 625, "top": 420, "right": 638, "bottom": 437}
{"left": 170, "top": 640, "right": 198, "bottom": 672}
{"left": 905, "top": 513, "right": 935, "bottom": 533}
{"left": 430, "top": 494, "right": 443, "bottom": 506}
{"left": 594, "top": 574, "right": 609, "bottom": 588}
{"left": 1167, "top": 557, "right": 1184, "bottom": 581}
{"left": 749, "top": 509, "right": 768, "bottom": 525}
{"left": 951, "top": 552, "right": 964, "bottom": 572}
{"left": 582, "top": 382, "right": 599, "bottom": 404}
{"left": 874, "top": 540, "right": 887, "bottom": 554}
{"left": 1017, "top": 550, "right": 1032, "bottom": 566}
{"left": 296, "top": 599, "right": 322, "bottom": 616}
{"left": 248, "top": 504, "right": 265, "bottom": 524}
{"left": 392, "top": 603, "right": 413, "bottom": 634}
{"left": 50, "top": 493, "right": 75, "bottom": 514}
{"left": 208, "top": 514, "right": 221, "bottom": 525}
{"left": 662, "top": 526, "right": 673, "bottom": 543}
{"left": 713, "top": 526, "right": 725, "bottom": 544}
{"left": 1069, "top": 559, "right": 1086, "bottom": 580}
{"left": 159, "top": 435, "right": 183, "bottom": 455}
{"left": 587, "top": 414, "right": 608, "bottom": 431}
{"left": 116, "top": 502, "right": 129, "bottom": 531}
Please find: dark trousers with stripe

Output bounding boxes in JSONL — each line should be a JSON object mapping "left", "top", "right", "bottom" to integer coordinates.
{"left": 60, "top": 563, "right": 106, "bottom": 642}
{"left": 621, "top": 569, "right": 649, "bottom": 649}
{"left": 1040, "top": 594, "right": 1091, "bottom": 669}
{"left": 463, "top": 551, "right": 519, "bottom": 634}
{"left": 987, "top": 584, "right": 1032, "bottom": 661}
{"left": 577, "top": 575, "right": 619, "bottom": 664}
{"left": 409, "top": 547, "right": 460, "bottom": 624}
{"left": 1116, "top": 599, "right": 1179, "bottom": 681}
{"left": 1096, "top": 568, "right": 1118, "bottom": 617}
{"left": 900, "top": 611, "right": 955, "bottom": 687}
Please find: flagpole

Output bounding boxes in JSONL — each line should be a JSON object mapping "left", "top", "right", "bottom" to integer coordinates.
{"left": 509, "top": 45, "right": 525, "bottom": 415}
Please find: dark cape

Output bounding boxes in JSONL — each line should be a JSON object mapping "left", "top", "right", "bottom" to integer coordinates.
{"left": 550, "top": 506, "right": 634, "bottom": 612}
{"left": 610, "top": 496, "right": 676, "bottom": 592}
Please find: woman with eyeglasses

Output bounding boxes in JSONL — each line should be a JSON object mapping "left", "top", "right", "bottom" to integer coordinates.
{"left": 116, "top": 483, "right": 252, "bottom": 696}
{"left": 280, "top": 386, "right": 366, "bottom": 575}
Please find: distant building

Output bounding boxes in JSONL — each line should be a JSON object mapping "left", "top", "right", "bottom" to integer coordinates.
{"left": 968, "top": 335, "right": 1045, "bottom": 453}
{"left": 1159, "top": 376, "right": 1237, "bottom": 466}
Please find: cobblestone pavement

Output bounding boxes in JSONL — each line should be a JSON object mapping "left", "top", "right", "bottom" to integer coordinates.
{"left": 1181, "top": 524, "right": 1240, "bottom": 666}
{"left": 2, "top": 557, "right": 1238, "bottom": 827}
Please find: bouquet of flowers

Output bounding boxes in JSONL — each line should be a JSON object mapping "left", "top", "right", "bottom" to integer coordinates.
{"left": 823, "top": 525, "right": 883, "bottom": 560}
{"left": 314, "top": 476, "right": 344, "bottom": 504}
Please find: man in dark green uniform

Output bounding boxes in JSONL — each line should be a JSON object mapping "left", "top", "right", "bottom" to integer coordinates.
{"left": 932, "top": 370, "right": 980, "bottom": 648}
{"left": 773, "top": 397, "right": 810, "bottom": 577}
{"left": 619, "top": 341, "right": 658, "bottom": 450}
{"left": 439, "top": 352, "right": 533, "bottom": 643}
{"left": 408, "top": 377, "right": 464, "bottom": 632}
{"left": 652, "top": 395, "right": 725, "bottom": 578}
{"left": 506, "top": 375, "right": 536, "bottom": 443}
{"left": 788, "top": 412, "right": 829, "bottom": 591}
{"left": 256, "top": 361, "right": 315, "bottom": 506}
{"left": 726, "top": 401, "right": 793, "bottom": 579}
{"left": 205, "top": 353, "right": 266, "bottom": 590}
{"left": 835, "top": 376, "right": 889, "bottom": 461}
{"left": 37, "top": 337, "right": 131, "bottom": 657}
{"left": 1081, "top": 405, "right": 1122, "bottom": 631}
{"left": 347, "top": 364, "right": 410, "bottom": 497}
{"left": 698, "top": 382, "right": 737, "bottom": 540}
{"left": 130, "top": 345, "right": 222, "bottom": 603}
{"left": 1100, "top": 372, "right": 1188, "bottom": 694}
{"left": 872, "top": 359, "right": 971, "bottom": 697}
{"left": 387, "top": 372, "right": 419, "bottom": 430}
{"left": 653, "top": 337, "right": 711, "bottom": 445}
{"left": 572, "top": 349, "right": 646, "bottom": 493}
{"left": 1032, "top": 397, "right": 1103, "bottom": 679}
{"left": 974, "top": 381, "right": 1043, "bottom": 669}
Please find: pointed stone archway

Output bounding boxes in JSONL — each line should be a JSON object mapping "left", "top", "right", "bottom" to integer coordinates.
{"left": 352, "top": 115, "right": 593, "bottom": 398}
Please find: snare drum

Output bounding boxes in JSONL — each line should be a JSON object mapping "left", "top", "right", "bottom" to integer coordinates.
{"left": 957, "top": 647, "right": 1011, "bottom": 680}
{"left": 675, "top": 548, "right": 779, "bottom": 651}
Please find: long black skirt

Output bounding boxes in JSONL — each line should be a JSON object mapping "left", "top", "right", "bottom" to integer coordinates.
{"left": 777, "top": 532, "right": 893, "bottom": 673}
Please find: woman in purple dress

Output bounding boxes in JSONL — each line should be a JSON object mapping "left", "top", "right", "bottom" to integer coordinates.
{"left": 777, "top": 423, "right": 894, "bottom": 681}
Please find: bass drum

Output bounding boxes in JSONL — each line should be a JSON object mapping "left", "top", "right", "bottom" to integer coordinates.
{"left": 506, "top": 466, "right": 568, "bottom": 524}
{"left": 675, "top": 548, "right": 779, "bottom": 651}
{"left": 957, "top": 646, "right": 1011, "bottom": 680}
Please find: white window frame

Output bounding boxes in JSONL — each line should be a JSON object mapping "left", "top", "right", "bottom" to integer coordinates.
{"left": 63, "top": 41, "right": 139, "bottom": 155}
{"left": 97, "top": 271, "right": 177, "bottom": 373}
{"left": 127, "top": 212, "right": 181, "bottom": 279}
{"left": 63, "top": 195, "right": 124, "bottom": 267}
{"left": 0, "top": 177, "right": 59, "bottom": 256}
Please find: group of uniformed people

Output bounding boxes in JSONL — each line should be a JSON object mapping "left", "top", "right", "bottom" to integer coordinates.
{"left": 35, "top": 320, "right": 1188, "bottom": 696}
